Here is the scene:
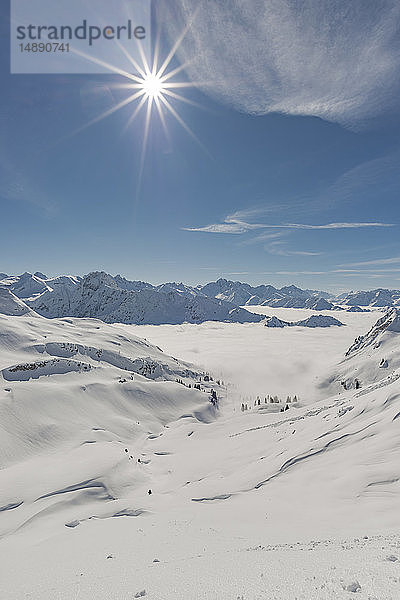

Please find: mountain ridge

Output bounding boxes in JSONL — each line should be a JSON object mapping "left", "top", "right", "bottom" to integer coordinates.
{"left": 2, "top": 272, "right": 400, "bottom": 325}
{"left": 0, "top": 271, "right": 262, "bottom": 326}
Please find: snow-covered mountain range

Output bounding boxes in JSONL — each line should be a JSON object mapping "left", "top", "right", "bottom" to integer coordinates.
{"left": 201, "top": 278, "right": 400, "bottom": 309}
{"left": 2, "top": 272, "right": 400, "bottom": 326}
{"left": 337, "top": 288, "right": 400, "bottom": 307}
{"left": 199, "top": 278, "right": 337, "bottom": 309}
{"left": 0, "top": 272, "right": 263, "bottom": 325}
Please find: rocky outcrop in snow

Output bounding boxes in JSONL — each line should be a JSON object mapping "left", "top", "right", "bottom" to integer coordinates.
{"left": 264, "top": 314, "right": 344, "bottom": 328}
{"left": 2, "top": 358, "right": 92, "bottom": 381}
{"left": 346, "top": 306, "right": 370, "bottom": 313}
{"left": 264, "top": 316, "right": 288, "bottom": 328}
{"left": 295, "top": 315, "right": 344, "bottom": 328}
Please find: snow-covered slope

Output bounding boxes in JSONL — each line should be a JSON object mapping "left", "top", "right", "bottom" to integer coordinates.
{"left": 0, "top": 305, "right": 221, "bottom": 541}
{"left": 0, "top": 287, "right": 33, "bottom": 316}
{"left": 1, "top": 306, "right": 400, "bottom": 599}
{"left": 26, "top": 272, "right": 263, "bottom": 325}
{"left": 320, "top": 308, "right": 400, "bottom": 394}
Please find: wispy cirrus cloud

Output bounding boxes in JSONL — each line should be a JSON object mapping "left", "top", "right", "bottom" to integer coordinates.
{"left": 265, "top": 240, "right": 322, "bottom": 257}
{"left": 183, "top": 210, "right": 394, "bottom": 257}
{"left": 339, "top": 256, "right": 400, "bottom": 267}
{"left": 279, "top": 222, "right": 394, "bottom": 230}
{"left": 241, "top": 231, "right": 285, "bottom": 245}
{"left": 183, "top": 210, "right": 396, "bottom": 258}
{"left": 324, "top": 151, "right": 400, "bottom": 209}
{"left": 184, "top": 222, "right": 257, "bottom": 234}
{"left": 183, "top": 210, "right": 393, "bottom": 235}
{"left": 220, "top": 268, "right": 400, "bottom": 278}
{"left": 161, "top": 0, "right": 400, "bottom": 127}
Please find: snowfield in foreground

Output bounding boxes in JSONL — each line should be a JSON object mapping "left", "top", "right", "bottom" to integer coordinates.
{"left": 1, "top": 295, "right": 400, "bottom": 599}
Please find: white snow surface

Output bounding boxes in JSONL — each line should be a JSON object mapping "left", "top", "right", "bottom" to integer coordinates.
{"left": 1, "top": 304, "right": 400, "bottom": 599}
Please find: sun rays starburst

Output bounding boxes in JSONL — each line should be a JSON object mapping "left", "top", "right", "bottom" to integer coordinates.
{"left": 68, "top": 22, "right": 205, "bottom": 192}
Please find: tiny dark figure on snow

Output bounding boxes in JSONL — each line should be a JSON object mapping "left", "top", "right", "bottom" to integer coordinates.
{"left": 148, "top": 489, "right": 152, "bottom": 495}
{"left": 210, "top": 389, "right": 218, "bottom": 407}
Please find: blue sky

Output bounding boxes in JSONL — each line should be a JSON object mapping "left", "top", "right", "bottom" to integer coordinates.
{"left": 1, "top": 1, "right": 400, "bottom": 293}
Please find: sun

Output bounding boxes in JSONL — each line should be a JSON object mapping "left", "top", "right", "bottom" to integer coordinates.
{"left": 69, "top": 23, "right": 205, "bottom": 191}
{"left": 140, "top": 73, "right": 164, "bottom": 100}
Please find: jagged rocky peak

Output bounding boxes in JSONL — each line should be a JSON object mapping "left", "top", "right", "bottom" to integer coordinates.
{"left": 114, "top": 275, "right": 154, "bottom": 291}
{"left": 264, "top": 316, "right": 287, "bottom": 328}
{"left": 80, "top": 271, "right": 119, "bottom": 291}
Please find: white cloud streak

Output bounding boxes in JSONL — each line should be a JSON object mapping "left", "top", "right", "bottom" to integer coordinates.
{"left": 280, "top": 223, "right": 394, "bottom": 230}
{"left": 160, "top": 0, "right": 400, "bottom": 127}
{"left": 183, "top": 211, "right": 393, "bottom": 234}
{"left": 265, "top": 240, "right": 322, "bottom": 257}
{"left": 340, "top": 257, "right": 400, "bottom": 267}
